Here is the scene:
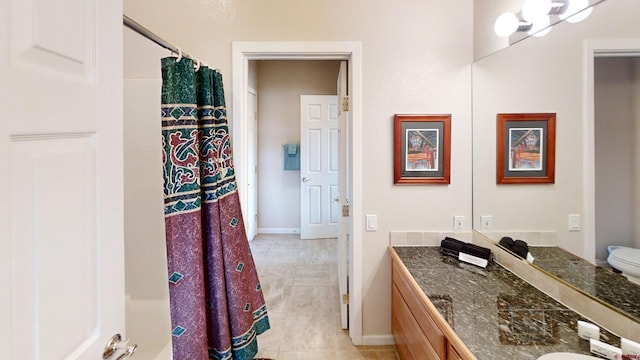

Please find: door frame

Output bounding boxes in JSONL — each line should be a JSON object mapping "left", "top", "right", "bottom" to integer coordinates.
{"left": 582, "top": 38, "right": 640, "bottom": 263}
{"left": 232, "top": 41, "right": 363, "bottom": 344}
{"left": 246, "top": 86, "right": 258, "bottom": 241}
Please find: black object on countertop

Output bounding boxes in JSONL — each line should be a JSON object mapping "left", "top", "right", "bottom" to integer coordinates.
{"left": 499, "top": 236, "right": 514, "bottom": 250}
{"left": 440, "top": 237, "right": 465, "bottom": 256}
{"left": 499, "top": 236, "right": 529, "bottom": 259}
{"left": 462, "top": 242, "right": 492, "bottom": 260}
{"left": 512, "top": 240, "right": 529, "bottom": 259}
{"left": 440, "top": 237, "right": 492, "bottom": 261}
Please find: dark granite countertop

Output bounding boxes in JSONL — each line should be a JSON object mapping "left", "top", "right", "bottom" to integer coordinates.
{"left": 530, "top": 246, "right": 640, "bottom": 322}
{"left": 392, "top": 246, "right": 620, "bottom": 360}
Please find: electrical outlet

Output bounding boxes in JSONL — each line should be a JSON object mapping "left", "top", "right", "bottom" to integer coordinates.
{"left": 480, "top": 215, "right": 492, "bottom": 231}
{"left": 453, "top": 216, "right": 465, "bottom": 231}
{"left": 569, "top": 214, "right": 581, "bottom": 231}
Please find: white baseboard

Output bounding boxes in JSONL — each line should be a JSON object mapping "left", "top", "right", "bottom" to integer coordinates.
{"left": 257, "top": 227, "right": 300, "bottom": 234}
{"left": 361, "top": 334, "right": 394, "bottom": 346}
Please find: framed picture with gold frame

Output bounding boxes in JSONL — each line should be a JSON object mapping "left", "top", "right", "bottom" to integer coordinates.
{"left": 496, "top": 113, "right": 556, "bottom": 184}
{"left": 393, "top": 114, "right": 451, "bottom": 184}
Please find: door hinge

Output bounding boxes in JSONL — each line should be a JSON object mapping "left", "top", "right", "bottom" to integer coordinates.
{"left": 342, "top": 294, "right": 349, "bottom": 304}
{"left": 341, "top": 96, "right": 349, "bottom": 112}
{"left": 342, "top": 205, "right": 349, "bottom": 217}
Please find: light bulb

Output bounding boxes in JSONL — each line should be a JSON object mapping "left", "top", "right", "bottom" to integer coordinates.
{"left": 494, "top": 12, "right": 519, "bottom": 37}
{"left": 528, "top": 16, "right": 552, "bottom": 37}
{"left": 559, "top": 0, "right": 590, "bottom": 21}
{"left": 522, "top": 0, "right": 552, "bottom": 23}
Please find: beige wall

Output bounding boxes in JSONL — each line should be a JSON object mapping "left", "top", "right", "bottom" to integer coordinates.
{"left": 256, "top": 60, "right": 340, "bottom": 231}
{"left": 124, "top": 0, "right": 473, "bottom": 338}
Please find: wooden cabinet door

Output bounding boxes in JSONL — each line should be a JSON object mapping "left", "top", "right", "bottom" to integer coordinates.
{"left": 392, "top": 284, "right": 442, "bottom": 360}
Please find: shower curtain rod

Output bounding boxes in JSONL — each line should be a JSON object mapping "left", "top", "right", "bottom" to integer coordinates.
{"left": 123, "top": 14, "right": 199, "bottom": 63}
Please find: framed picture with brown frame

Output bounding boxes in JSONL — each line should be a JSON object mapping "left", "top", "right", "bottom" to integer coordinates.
{"left": 496, "top": 113, "right": 556, "bottom": 184}
{"left": 393, "top": 114, "right": 451, "bottom": 184}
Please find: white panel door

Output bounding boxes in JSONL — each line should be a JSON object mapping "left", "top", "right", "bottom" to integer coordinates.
{"left": 300, "top": 95, "right": 340, "bottom": 239}
{"left": 336, "top": 61, "right": 350, "bottom": 329}
{"left": 247, "top": 88, "right": 259, "bottom": 241}
{"left": 0, "top": 0, "right": 126, "bottom": 359}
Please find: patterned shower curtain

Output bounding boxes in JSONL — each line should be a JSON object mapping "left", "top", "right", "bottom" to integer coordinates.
{"left": 160, "top": 56, "right": 270, "bottom": 360}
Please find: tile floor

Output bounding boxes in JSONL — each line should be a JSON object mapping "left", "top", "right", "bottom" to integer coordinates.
{"left": 251, "top": 233, "right": 399, "bottom": 360}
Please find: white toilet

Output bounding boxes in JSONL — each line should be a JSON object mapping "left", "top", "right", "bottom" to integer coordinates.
{"left": 607, "top": 245, "right": 640, "bottom": 285}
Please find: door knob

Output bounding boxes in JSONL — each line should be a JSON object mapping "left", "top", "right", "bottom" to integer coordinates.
{"left": 103, "top": 334, "right": 138, "bottom": 359}
{"left": 302, "top": 177, "right": 311, "bottom": 182}
{"left": 115, "top": 344, "right": 137, "bottom": 360}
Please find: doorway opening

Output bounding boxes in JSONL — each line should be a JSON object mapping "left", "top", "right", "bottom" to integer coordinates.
{"left": 583, "top": 39, "right": 640, "bottom": 264}
{"left": 246, "top": 60, "right": 341, "bottom": 239}
{"left": 232, "top": 41, "right": 363, "bottom": 345}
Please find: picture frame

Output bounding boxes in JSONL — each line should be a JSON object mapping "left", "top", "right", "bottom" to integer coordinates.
{"left": 496, "top": 113, "right": 556, "bottom": 184}
{"left": 393, "top": 114, "right": 451, "bottom": 184}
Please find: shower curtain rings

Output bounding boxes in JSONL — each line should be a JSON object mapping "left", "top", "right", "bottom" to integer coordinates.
{"left": 176, "top": 48, "right": 182, "bottom": 62}
{"left": 194, "top": 59, "right": 201, "bottom": 71}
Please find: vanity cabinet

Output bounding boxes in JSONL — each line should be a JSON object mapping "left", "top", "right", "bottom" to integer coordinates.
{"left": 391, "top": 251, "right": 475, "bottom": 360}
{"left": 447, "top": 343, "right": 464, "bottom": 360}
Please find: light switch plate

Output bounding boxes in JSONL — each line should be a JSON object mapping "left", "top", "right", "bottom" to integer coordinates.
{"left": 365, "top": 214, "right": 377, "bottom": 232}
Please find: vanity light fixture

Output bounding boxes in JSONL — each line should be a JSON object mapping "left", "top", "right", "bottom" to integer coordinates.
{"left": 494, "top": 12, "right": 532, "bottom": 38}
{"left": 559, "top": 0, "right": 593, "bottom": 23}
{"left": 522, "top": 0, "right": 553, "bottom": 23}
{"left": 494, "top": 0, "right": 594, "bottom": 38}
{"left": 528, "top": 15, "right": 552, "bottom": 37}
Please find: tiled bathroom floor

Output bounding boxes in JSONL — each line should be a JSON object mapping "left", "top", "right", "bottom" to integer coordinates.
{"left": 251, "top": 234, "right": 399, "bottom": 360}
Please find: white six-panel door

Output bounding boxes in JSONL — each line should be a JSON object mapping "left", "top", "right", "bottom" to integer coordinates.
{"left": 300, "top": 95, "right": 340, "bottom": 240}
{"left": 0, "top": 0, "right": 126, "bottom": 359}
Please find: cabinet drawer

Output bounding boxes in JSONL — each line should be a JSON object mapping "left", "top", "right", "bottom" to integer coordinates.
{"left": 392, "top": 262, "right": 447, "bottom": 359}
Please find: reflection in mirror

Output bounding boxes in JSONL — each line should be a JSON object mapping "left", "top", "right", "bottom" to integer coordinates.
{"left": 495, "top": 236, "right": 640, "bottom": 322}
{"left": 474, "top": 0, "right": 525, "bottom": 60}
{"left": 474, "top": 0, "right": 605, "bottom": 61}
{"left": 472, "top": 0, "right": 640, "bottom": 323}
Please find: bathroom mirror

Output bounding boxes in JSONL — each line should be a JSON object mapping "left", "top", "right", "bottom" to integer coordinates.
{"left": 472, "top": 0, "right": 640, "bottom": 322}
